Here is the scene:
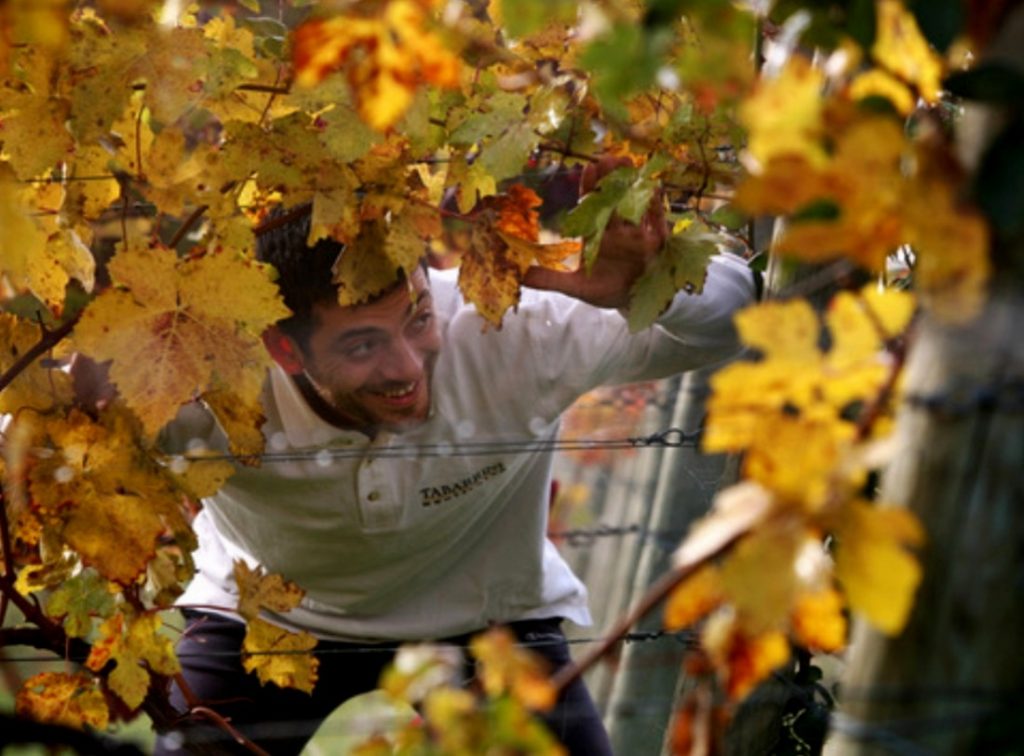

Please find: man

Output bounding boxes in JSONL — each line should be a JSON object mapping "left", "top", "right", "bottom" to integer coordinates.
{"left": 155, "top": 167, "right": 756, "bottom": 754}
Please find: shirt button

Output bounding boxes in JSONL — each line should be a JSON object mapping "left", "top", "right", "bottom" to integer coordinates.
{"left": 367, "top": 491, "right": 381, "bottom": 502}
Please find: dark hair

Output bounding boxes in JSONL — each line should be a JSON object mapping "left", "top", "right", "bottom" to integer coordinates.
{"left": 256, "top": 205, "right": 344, "bottom": 348}
{"left": 255, "top": 205, "right": 424, "bottom": 349}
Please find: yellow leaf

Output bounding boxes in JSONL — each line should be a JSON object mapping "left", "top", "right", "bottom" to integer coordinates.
{"left": 165, "top": 452, "right": 235, "bottom": 499}
{"left": 73, "top": 244, "right": 288, "bottom": 437}
{"left": 470, "top": 627, "right": 557, "bottom": 711}
{"left": 0, "top": 166, "right": 82, "bottom": 310}
{"left": 202, "top": 381, "right": 267, "bottom": 464}
{"left": 16, "top": 672, "right": 109, "bottom": 731}
{"left": 826, "top": 290, "right": 887, "bottom": 369}
{"left": 734, "top": 299, "right": 820, "bottom": 363}
{"left": 332, "top": 216, "right": 427, "bottom": 307}
{"left": 664, "top": 564, "right": 724, "bottom": 631}
{"left": 791, "top": 588, "right": 847, "bottom": 652}
{"left": 733, "top": 155, "right": 828, "bottom": 216}
{"left": 234, "top": 560, "right": 306, "bottom": 621}
{"left": 720, "top": 520, "right": 803, "bottom": 633}
{"left": 27, "top": 407, "right": 191, "bottom": 584}
{"left": 740, "top": 57, "right": 827, "bottom": 170}
{"left": 446, "top": 153, "right": 497, "bottom": 214}
{"left": 86, "top": 612, "right": 180, "bottom": 710}
{"left": 860, "top": 286, "right": 916, "bottom": 339}
{"left": 0, "top": 94, "right": 74, "bottom": 180}
{"left": 242, "top": 617, "right": 319, "bottom": 694}
{"left": 0, "top": 313, "right": 72, "bottom": 414}
{"left": 834, "top": 500, "right": 924, "bottom": 634}
{"left": 849, "top": 68, "right": 916, "bottom": 114}
{"left": 873, "top": 0, "right": 943, "bottom": 103}
{"left": 381, "top": 643, "right": 462, "bottom": 703}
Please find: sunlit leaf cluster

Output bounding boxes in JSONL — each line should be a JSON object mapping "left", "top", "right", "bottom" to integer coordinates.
{"left": 0, "top": 0, "right": 999, "bottom": 745}
{"left": 664, "top": 287, "right": 923, "bottom": 712}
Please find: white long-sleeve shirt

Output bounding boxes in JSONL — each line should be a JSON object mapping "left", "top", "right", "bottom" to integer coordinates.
{"left": 174, "top": 255, "right": 755, "bottom": 641}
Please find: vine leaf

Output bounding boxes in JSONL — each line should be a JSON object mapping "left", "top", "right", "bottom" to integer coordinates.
{"left": 0, "top": 313, "right": 73, "bottom": 414}
{"left": 664, "top": 564, "right": 724, "bottom": 631}
{"left": 86, "top": 612, "right": 181, "bottom": 711}
{"left": 457, "top": 184, "right": 578, "bottom": 327}
{"left": 292, "top": 1, "right": 461, "bottom": 131}
{"left": 26, "top": 407, "right": 192, "bottom": 585}
{"left": 470, "top": 628, "right": 557, "bottom": 711}
{"left": 834, "top": 500, "right": 924, "bottom": 635}
{"left": 626, "top": 224, "right": 716, "bottom": 332}
{"left": 242, "top": 618, "right": 320, "bottom": 694}
{"left": 562, "top": 154, "right": 668, "bottom": 271}
{"left": 234, "top": 560, "right": 306, "bottom": 622}
{"left": 701, "top": 610, "right": 790, "bottom": 700}
{"left": 0, "top": 168, "right": 93, "bottom": 311}
{"left": 73, "top": 243, "right": 288, "bottom": 438}
{"left": 16, "top": 672, "right": 110, "bottom": 731}
{"left": 791, "top": 588, "right": 847, "bottom": 652}
{"left": 45, "top": 570, "right": 117, "bottom": 639}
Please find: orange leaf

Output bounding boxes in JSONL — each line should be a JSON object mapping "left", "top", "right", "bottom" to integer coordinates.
{"left": 702, "top": 611, "right": 790, "bottom": 700}
{"left": 791, "top": 588, "right": 847, "bottom": 652}
{"left": 664, "top": 564, "right": 724, "bottom": 631}
{"left": 16, "top": 672, "right": 109, "bottom": 731}
{"left": 292, "top": 1, "right": 461, "bottom": 131}
{"left": 492, "top": 184, "right": 542, "bottom": 242}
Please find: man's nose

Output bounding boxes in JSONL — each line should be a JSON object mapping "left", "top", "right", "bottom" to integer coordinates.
{"left": 380, "top": 338, "right": 423, "bottom": 381}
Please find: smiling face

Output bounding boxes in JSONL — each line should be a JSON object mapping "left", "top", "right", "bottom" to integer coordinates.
{"left": 266, "top": 268, "right": 441, "bottom": 434}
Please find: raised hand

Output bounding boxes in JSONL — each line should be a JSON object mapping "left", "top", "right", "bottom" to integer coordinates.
{"left": 522, "top": 156, "right": 668, "bottom": 310}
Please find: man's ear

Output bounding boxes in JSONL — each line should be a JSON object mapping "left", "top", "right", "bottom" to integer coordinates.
{"left": 262, "top": 326, "right": 306, "bottom": 375}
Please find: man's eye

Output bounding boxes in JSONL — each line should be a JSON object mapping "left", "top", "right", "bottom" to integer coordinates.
{"left": 409, "top": 312, "right": 433, "bottom": 333}
{"left": 344, "top": 341, "right": 376, "bottom": 359}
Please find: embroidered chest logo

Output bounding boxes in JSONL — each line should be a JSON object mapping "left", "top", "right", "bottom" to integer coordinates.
{"left": 420, "top": 462, "right": 507, "bottom": 507}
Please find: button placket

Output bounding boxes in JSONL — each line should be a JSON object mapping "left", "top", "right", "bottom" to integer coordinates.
{"left": 357, "top": 435, "right": 400, "bottom": 529}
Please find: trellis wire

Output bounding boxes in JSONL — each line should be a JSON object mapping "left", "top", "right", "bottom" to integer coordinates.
{"left": 178, "top": 427, "right": 705, "bottom": 465}
{"left": 0, "top": 628, "right": 699, "bottom": 665}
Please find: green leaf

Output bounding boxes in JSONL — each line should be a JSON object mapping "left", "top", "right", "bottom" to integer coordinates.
{"left": 450, "top": 93, "right": 528, "bottom": 146}
{"left": 478, "top": 122, "right": 541, "bottom": 185}
{"left": 500, "top": 0, "right": 577, "bottom": 39}
{"left": 580, "top": 25, "right": 671, "bottom": 121}
{"left": 562, "top": 166, "right": 634, "bottom": 270}
{"left": 616, "top": 154, "right": 669, "bottom": 223}
{"left": 319, "top": 105, "right": 380, "bottom": 163}
{"left": 627, "top": 228, "right": 717, "bottom": 332}
{"left": 46, "top": 571, "right": 116, "bottom": 639}
{"left": 792, "top": 199, "right": 841, "bottom": 223}
{"left": 710, "top": 204, "right": 750, "bottom": 231}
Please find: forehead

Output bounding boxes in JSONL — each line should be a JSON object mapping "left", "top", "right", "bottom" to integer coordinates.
{"left": 310, "top": 268, "right": 431, "bottom": 337}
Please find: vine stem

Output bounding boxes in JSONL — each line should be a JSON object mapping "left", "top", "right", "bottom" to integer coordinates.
{"left": 169, "top": 204, "right": 209, "bottom": 249}
{"left": 190, "top": 706, "right": 272, "bottom": 756}
{"left": 0, "top": 316, "right": 80, "bottom": 395}
{"left": 551, "top": 526, "right": 748, "bottom": 695}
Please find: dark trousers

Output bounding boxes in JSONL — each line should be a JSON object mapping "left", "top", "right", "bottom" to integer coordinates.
{"left": 154, "top": 611, "right": 612, "bottom": 755}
